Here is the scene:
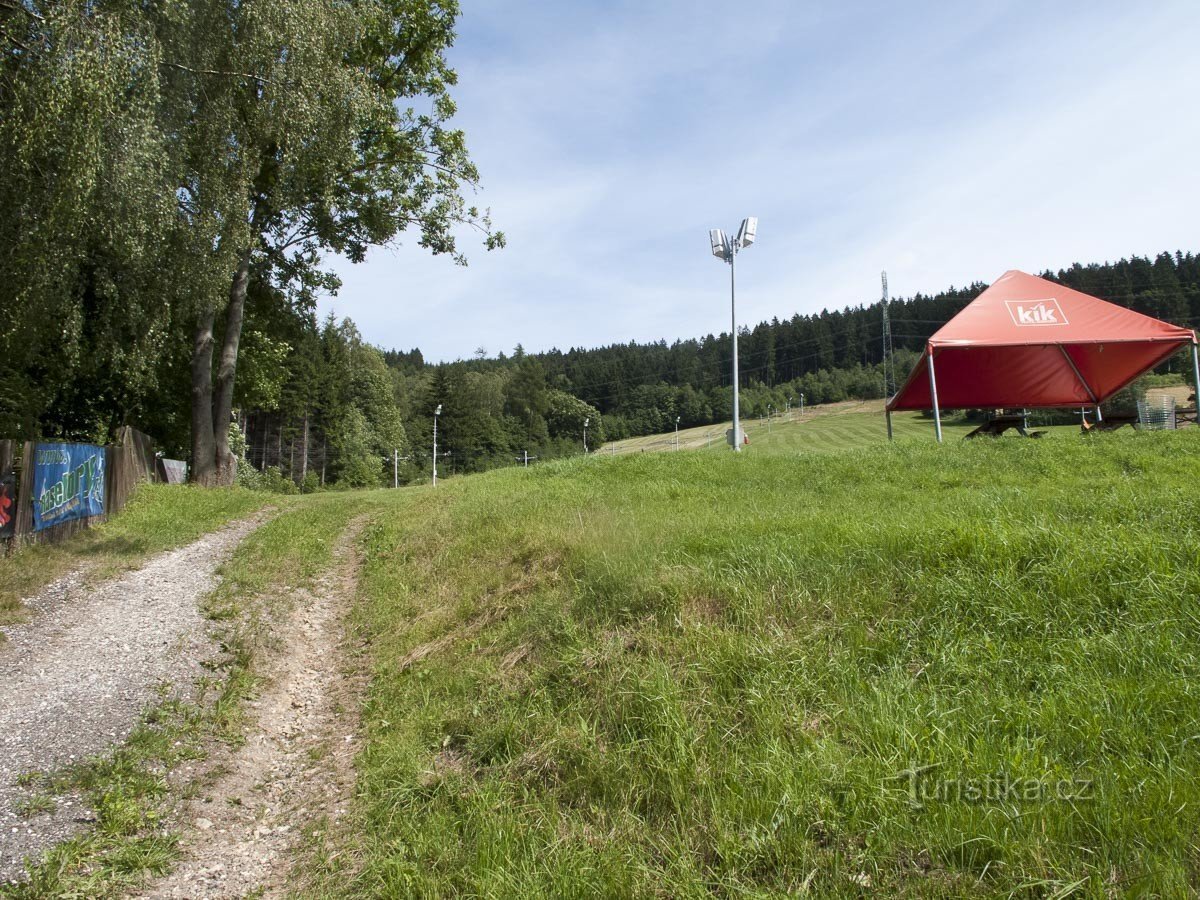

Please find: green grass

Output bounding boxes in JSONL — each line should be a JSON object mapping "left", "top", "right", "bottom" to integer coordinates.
{"left": 305, "top": 430, "right": 1200, "bottom": 897}
{"left": 600, "top": 401, "right": 1010, "bottom": 457}
{"left": 1, "top": 493, "right": 368, "bottom": 898}
{"left": 0, "top": 483, "right": 267, "bottom": 628}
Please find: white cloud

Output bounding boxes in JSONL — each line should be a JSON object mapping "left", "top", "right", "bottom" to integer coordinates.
{"left": 322, "top": 0, "right": 1200, "bottom": 360}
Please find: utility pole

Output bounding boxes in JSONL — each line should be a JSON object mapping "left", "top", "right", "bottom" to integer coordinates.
{"left": 392, "top": 450, "right": 411, "bottom": 488}
{"left": 432, "top": 404, "right": 442, "bottom": 486}
{"left": 882, "top": 271, "right": 897, "bottom": 441}
{"left": 881, "top": 271, "right": 896, "bottom": 400}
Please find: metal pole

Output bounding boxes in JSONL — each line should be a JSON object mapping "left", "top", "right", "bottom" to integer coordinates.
{"left": 432, "top": 417, "right": 438, "bottom": 486}
{"left": 1192, "top": 342, "right": 1200, "bottom": 421}
{"left": 927, "top": 347, "right": 943, "bottom": 443}
{"left": 886, "top": 408, "right": 893, "bottom": 441}
{"left": 731, "top": 246, "right": 740, "bottom": 452}
{"left": 1095, "top": 405, "right": 1104, "bottom": 423}
{"left": 583, "top": 425, "right": 588, "bottom": 454}
{"left": 393, "top": 449, "right": 398, "bottom": 488}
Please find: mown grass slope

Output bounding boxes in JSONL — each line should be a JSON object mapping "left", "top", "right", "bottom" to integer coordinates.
{"left": 313, "top": 433, "right": 1200, "bottom": 897}
{"left": 598, "top": 402, "right": 1061, "bottom": 457}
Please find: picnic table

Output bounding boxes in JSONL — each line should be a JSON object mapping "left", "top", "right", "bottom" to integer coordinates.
{"left": 1082, "top": 412, "right": 1138, "bottom": 433}
{"left": 964, "top": 414, "right": 1043, "bottom": 439}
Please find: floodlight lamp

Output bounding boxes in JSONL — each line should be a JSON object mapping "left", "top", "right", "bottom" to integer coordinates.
{"left": 676, "top": 416, "right": 681, "bottom": 424}
{"left": 736, "top": 217, "right": 757, "bottom": 249}
{"left": 584, "top": 418, "right": 590, "bottom": 427}
{"left": 709, "top": 229, "right": 730, "bottom": 261}
{"left": 435, "top": 404, "right": 442, "bottom": 416}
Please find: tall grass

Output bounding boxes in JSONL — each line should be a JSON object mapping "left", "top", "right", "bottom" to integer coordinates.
{"left": 312, "top": 432, "right": 1200, "bottom": 897}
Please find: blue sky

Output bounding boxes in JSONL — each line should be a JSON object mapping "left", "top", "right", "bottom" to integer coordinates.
{"left": 323, "top": 0, "right": 1200, "bottom": 362}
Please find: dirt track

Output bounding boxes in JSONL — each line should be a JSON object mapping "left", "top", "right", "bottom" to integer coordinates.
{"left": 0, "top": 515, "right": 270, "bottom": 884}
{"left": 135, "top": 517, "right": 366, "bottom": 899}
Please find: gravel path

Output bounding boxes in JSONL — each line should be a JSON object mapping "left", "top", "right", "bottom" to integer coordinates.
{"left": 0, "top": 515, "right": 269, "bottom": 884}
{"left": 136, "top": 516, "right": 367, "bottom": 899}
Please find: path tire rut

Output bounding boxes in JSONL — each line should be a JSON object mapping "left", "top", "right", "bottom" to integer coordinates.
{"left": 135, "top": 516, "right": 368, "bottom": 900}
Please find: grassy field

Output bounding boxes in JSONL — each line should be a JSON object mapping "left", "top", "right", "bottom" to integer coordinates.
{"left": 303, "top": 430, "right": 1200, "bottom": 897}
{"left": 0, "top": 484, "right": 267, "bottom": 628}
{"left": 600, "top": 401, "right": 1005, "bottom": 457}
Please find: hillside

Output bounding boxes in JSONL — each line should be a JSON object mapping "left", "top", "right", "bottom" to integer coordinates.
{"left": 298, "top": 430, "right": 1200, "bottom": 896}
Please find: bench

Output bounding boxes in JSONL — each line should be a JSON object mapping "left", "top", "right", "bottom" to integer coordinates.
{"left": 964, "top": 414, "right": 1032, "bottom": 439}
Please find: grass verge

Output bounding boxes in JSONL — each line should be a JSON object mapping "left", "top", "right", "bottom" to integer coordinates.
{"left": 310, "top": 431, "right": 1200, "bottom": 896}
{"left": 0, "top": 493, "right": 365, "bottom": 898}
{"left": 0, "top": 484, "right": 267, "bottom": 629}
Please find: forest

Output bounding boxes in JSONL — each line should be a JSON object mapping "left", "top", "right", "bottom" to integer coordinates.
{"left": 122, "top": 251, "right": 1200, "bottom": 486}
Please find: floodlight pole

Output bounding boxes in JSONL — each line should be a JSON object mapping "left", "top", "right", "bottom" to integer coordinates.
{"left": 927, "top": 347, "right": 943, "bottom": 443}
{"left": 730, "top": 245, "right": 741, "bottom": 452}
{"left": 675, "top": 416, "right": 681, "bottom": 451}
{"left": 583, "top": 417, "right": 589, "bottom": 454}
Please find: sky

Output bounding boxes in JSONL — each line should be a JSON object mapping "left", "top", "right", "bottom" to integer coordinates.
{"left": 322, "top": 0, "right": 1200, "bottom": 362}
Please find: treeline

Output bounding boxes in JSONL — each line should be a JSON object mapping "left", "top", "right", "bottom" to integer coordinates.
{"left": 517, "top": 252, "right": 1200, "bottom": 440}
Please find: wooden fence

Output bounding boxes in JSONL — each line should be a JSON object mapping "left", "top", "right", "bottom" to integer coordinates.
{"left": 0, "top": 426, "right": 161, "bottom": 551}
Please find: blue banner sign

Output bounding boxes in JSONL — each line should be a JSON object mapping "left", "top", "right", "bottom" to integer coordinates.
{"left": 32, "top": 443, "right": 106, "bottom": 532}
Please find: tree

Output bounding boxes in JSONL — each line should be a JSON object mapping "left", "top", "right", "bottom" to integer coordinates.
{"left": 0, "top": 1, "right": 173, "bottom": 439}
{"left": 151, "top": 0, "right": 501, "bottom": 484}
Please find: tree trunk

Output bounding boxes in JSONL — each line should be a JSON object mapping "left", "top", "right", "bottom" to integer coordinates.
{"left": 212, "top": 248, "right": 252, "bottom": 485}
{"left": 190, "top": 307, "right": 218, "bottom": 485}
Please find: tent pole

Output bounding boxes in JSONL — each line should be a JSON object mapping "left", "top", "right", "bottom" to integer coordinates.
{"left": 1058, "top": 345, "right": 1099, "bottom": 410}
{"left": 1191, "top": 342, "right": 1200, "bottom": 422}
{"left": 1095, "top": 405, "right": 1103, "bottom": 423}
{"left": 885, "top": 408, "right": 893, "bottom": 441}
{"left": 927, "top": 348, "right": 943, "bottom": 443}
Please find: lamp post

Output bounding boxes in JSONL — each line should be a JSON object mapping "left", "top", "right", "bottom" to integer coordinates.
{"left": 709, "top": 217, "right": 757, "bottom": 452}
{"left": 432, "top": 404, "right": 442, "bottom": 486}
{"left": 675, "top": 416, "right": 681, "bottom": 451}
{"left": 800, "top": 393, "right": 805, "bottom": 415}
{"left": 583, "top": 417, "right": 589, "bottom": 454}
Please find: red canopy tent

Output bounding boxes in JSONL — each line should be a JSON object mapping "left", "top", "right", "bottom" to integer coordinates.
{"left": 886, "top": 269, "right": 1199, "bottom": 441}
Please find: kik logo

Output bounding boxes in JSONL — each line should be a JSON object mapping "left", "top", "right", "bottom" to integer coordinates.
{"left": 1005, "top": 298, "right": 1068, "bottom": 327}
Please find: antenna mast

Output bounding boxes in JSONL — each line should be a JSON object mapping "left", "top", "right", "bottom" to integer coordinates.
{"left": 881, "top": 271, "right": 896, "bottom": 400}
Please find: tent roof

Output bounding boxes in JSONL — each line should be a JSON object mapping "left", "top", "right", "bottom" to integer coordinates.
{"left": 887, "top": 270, "right": 1194, "bottom": 411}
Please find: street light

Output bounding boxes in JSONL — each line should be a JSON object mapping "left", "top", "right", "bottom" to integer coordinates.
{"left": 709, "top": 216, "right": 757, "bottom": 452}
{"left": 432, "top": 404, "right": 442, "bottom": 486}
{"left": 675, "top": 415, "right": 681, "bottom": 451}
{"left": 583, "top": 417, "right": 590, "bottom": 454}
{"left": 800, "top": 393, "right": 805, "bottom": 415}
